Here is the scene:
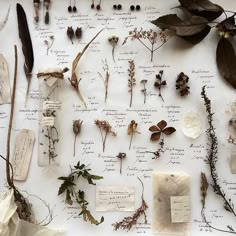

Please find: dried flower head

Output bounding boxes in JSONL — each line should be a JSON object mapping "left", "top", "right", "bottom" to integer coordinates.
{"left": 154, "top": 70, "right": 166, "bottom": 102}
{"left": 128, "top": 120, "right": 140, "bottom": 150}
{"left": 73, "top": 120, "right": 83, "bottom": 157}
{"left": 176, "top": 72, "right": 190, "bottom": 96}
{"left": 67, "top": 26, "right": 74, "bottom": 44}
{"left": 95, "top": 120, "right": 116, "bottom": 152}
{"left": 128, "top": 60, "right": 136, "bottom": 107}
{"left": 116, "top": 152, "right": 126, "bottom": 174}
{"left": 75, "top": 27, "right": 82, "bottom": 38}
{"left": 108, "top": 35, "right": 119, "bottom": 62}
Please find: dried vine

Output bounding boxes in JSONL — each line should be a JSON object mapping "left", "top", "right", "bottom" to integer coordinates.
{"left": 201, "top": 86, "right": 236, "bottom": 234}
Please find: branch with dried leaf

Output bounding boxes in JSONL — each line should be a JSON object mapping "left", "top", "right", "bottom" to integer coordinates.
{"left": 58, "top": 161, "right": 104, "bottom": 225}
{"left": 68, "top": 29, "right": 103, "bottom": 109}
{"left": 112, "top": 177, "right": 148, "bottom": 231}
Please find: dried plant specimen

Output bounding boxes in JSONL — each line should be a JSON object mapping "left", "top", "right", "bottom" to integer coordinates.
{"left": 116, "top": 152, "right": 126, "bottom": 174}
{"left": 95, "top": 120, "right": 116, "bottom": 152}
{"left": 176, "top": 72, "right": 190, "bottom": 96}
{"left": 73, "top": 119, "right": 83, "bottom": 157}
{"left": 33, "top": 0, "right": 40, "bottom": 23}
{"left": 98, "top": 59, "right": 110, "bottom": 103}
{"left": 75, "top": 27, "right": 82, "bottom": 39}
{"left": 69, "top": 29, "right": 103, "bottom": 109}
{"left": 123, "top": 28, "right": 169, "bottom": 62}
{"left": 112, "top": 177, "right": 148, "bottom": 231}
{"left": 44, "top": 0, "right": 50, "bottom": 24}
{"left": 67, "top": 27, "right": 74, "bottom": 44}
{"left": 108, "top": 36, "right": 119, "bottom": 62}
{"left": 37, "top": 67, "right": 69, "bottom": 81}
{"left": 201, "top": 86, "right": 236, "bottom": 234}
{"left": 44, "top": 35, "right": 54, "bottom": 55}
{"left": 147, "top": 120, "right": 176, "bottom": 159}
{"left": 154, "top": 70, "right": 166, "bottom": 102}
{"left": 140, "top": 79, "right": 147, "bottom": 104}
{"left": 58, "top": 161, "right": 104, "bottom": 225}
{"left": 127, "top": 120, "right": 140, "bottom": 150}
{"left": 128, "top": 60, "right": 136, "bottom": 107}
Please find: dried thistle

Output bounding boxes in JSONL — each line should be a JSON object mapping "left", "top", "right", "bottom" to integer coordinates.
{"left": 128, "top": 60, "right": 136, "bottom": 107}
{"left": 123, "top": 28, "right": 169, "bottom": 62}
{"left": 69, "top": 29, "right": 103, "bottom": 109}
{"left": 112, "top": 177, "right": 148, "bottom": 231}
{"left": 140, "top": 80, "right": 147, "bottom": 104}
{"left": 98, "top": 59, "right": 110, "bottom": 103}
{"left": 58, "top": 161, "right": 104, "bottom": 225}
{"left": 147, "top": 120, "right": 176, "bottom": 159}
{"left": 73, "top": 120, "right": 83, "bottom": 157}
{"left": 154, "top": 70, "right": 166, "bottom": 102}
{"left": 116, "top": 152, "right": 126, "bottom": 174}
{"left": 127, "top": 120, "right": 140, "bottom": 150}
{"left": 108, "top": 36, "right": 119, "bottom": 62}
{"left": 95, "top": 120, "right": 116, "bottom": 152}
{"left": 176, "top": 72, "right": 190, "bottom": 96}
{"left": 44, "top": 35, "right": 54, "bottom": 55}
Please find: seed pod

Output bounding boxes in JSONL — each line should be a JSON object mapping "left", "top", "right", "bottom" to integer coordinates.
{"left": 73, "top": 120, "right": 83, "bottom": 135}
{"left": 75, "top": 27, "right": 82, "bottom": 38}
{"left": 67, "top": 27, "right": 74, "bottom": 44}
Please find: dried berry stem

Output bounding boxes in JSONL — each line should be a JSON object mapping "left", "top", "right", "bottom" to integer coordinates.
{"left": 201, "top": 86, "right": 236, "bottom": 218}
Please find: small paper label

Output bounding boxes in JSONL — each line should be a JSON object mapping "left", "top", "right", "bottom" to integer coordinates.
{"left": 41, "top": 117, "right": 54, "bottom": 126}
{"left": 43, "top": 101, "right": 62, "bottom": 111}
{"left": 12, "top": 129, "right": 35, "bottom": 181}
{"left": 170, "top": 196, "right": 190, "bottom": 223}
{"left": 96, "top": 186, "right": 135, "bottom": 212}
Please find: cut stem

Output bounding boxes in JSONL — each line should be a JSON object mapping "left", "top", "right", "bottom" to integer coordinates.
{"left": 73, "top": 134, "right": 77, "bottom": 157}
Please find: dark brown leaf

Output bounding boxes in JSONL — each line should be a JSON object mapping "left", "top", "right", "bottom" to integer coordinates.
{"left": 149, "top": 125, "right": 160, "bottom": 132}
{"left": 216, "top": 37, "right": 236, "bottom": 89}
{"left": 151, "top": 14, "right": 210, "bottom": 44}
{"left": 157, "top": 120, "right": 167, "bottom": 130}
{"left": 179, "top": 0, "right": 223, "bottom": 21}
{"left": 163, "top": 127, "right": 176, "bottom": 135}
{"left": 150, "top": 132, "right": 161, "bottom": 141}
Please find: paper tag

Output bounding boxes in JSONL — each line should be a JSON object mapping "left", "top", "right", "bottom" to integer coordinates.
{"left": 12, "top": 129, "right": 35, "bottom": 181}
{"left": 41, "top": 117, "right": 54, "bottom": 126}
{"left": 96, "top": 186, "right": 135, "bottom": 212}
{"left": 43, "top": 101, "right": 61, "bottom": 111}
{"left": 0, "top": 54, "right": 11, "bottom": 104}
{"left": 170, "top": 196, "right": 190, "bottom": 223}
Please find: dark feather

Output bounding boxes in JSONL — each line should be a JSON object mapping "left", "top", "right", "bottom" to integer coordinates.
{"left": 16, "top": 3, "right": 34, "bottom": 104}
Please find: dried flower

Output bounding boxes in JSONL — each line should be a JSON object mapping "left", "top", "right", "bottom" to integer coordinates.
{"left": 98, "top": 59, "right": 110, "bottom": 103}
{"left": 44, "top": 35, "right": 54, "bottom": 55}
{"left": 128, "top": 60, "right": 136, "bottom": 107}
{"left": 73, "top": 120, "right": 83, "bottom": 157}
{"left": 75, "top": 27, "right": 82, "bottom": 38}
{"left": 95, "top": 120, "right": 116, "bottom": 152}
{"left": 116, "top": 153, "right": 126, "bottom": 174}
{"left": 108, "top": 36, "right": 119, "bottom": 62}
{"left": 123, "top": 28, "right": 170, "bottom": 62}
{"left": 140, "top": 80, "right": 148, "bottom": 104}
{"left": 127, "top": 120, "right": 140, "bottom": 150}
{"left": 112, "top": 177, "right": 148, "bottom": 231}
{"left": 154, "top": 70, "right": 166, "bottom": 102}
{"left": 67, "top": 26, "right": 74, "bottom": 44}
{"left": 176, "top": 72, "right": 190, "bottom": 96}
{"left": 147, "top": 120, "right": 176, "bottom": 159}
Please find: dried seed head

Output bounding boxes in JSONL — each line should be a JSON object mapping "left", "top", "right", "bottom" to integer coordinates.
{"left": 67, "top": 27, "right": 74, "bottom": 41}
{"left": 73, "top": 120, "right": 83, "bottom": 135}
{"left": 75, "top": 27, "right": 82, "bottom": 38}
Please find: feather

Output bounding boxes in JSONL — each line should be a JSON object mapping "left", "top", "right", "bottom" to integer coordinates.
{"left": 16, "top": 3, "right": 34, "bottom": 106}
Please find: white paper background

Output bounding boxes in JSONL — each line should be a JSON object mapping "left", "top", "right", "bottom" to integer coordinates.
{"left": 1, "top": 0, "right": 236, "bottom": 235}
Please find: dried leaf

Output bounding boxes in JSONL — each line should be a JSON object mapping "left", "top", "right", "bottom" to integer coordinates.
{"left": 149, "top": 125, "right": 160, "bottom": 132}
{"left": 150, "top": 132, "right": 161, "bottom": 141}
{"left": 157, "top": 120, "right": 167, "bottom": 130}
{"left": 151, "top": 14, "right": 211, "bottom": 44}
{"left": 179, "top": 0, "right": 223, "bottom": 21}
{"left": 163, "top": 127, "right": 176, "bottom": 135}
{"left": 216, "top": 37, "right": 236, "bottom": 89}
{"left": 200, "top": 172, "right": 208, "bottom": 208}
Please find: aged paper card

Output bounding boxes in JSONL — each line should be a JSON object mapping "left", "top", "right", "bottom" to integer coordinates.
{"left": 12, "top": 129, "right": 35, "bottom": 181}
{"left": 170, "top": 196, "right": 190, "bottom": 223}
{"left": 96, "top": 186, "right": 135, "bottom": 212}
{"left": 0, "top": 54, "right": 11, "bottom": 104}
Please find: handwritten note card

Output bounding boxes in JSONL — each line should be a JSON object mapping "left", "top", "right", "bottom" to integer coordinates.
{"left": 12, "top": 129, "right": 35, "bottom": 181}
{"left": 43, "top": 101, "right": 62, "bottom": 110}
{"left": 170, "top": 196, "right": 190, "bottom": 223}
{"left": 96, "top": 186, "right": 135, "bottom": 212}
